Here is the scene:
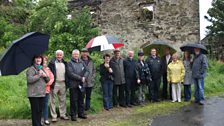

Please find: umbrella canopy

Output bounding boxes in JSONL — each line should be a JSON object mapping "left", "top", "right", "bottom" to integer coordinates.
{"left": 0, "top": 32, "right": 50, "bottom": 76}
{"left": 142, "top": 40, "right": 176, "bottom": 56}
{"left": 180, "top": 43, "right": 208, "bottom": 54}
{"left": 85, "top": 35, "right": 124, "bottom": 51}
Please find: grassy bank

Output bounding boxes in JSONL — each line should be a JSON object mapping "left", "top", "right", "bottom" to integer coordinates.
{"left": 0, "top": 60, "right": 223, "bottom": 119}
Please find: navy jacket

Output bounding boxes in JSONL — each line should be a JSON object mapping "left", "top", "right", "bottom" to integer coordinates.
{"left": 123, "top": 57, "right": 137, "bottom": 80}
{"left": 146, "top": 56, "right": 162, "bottom": 80}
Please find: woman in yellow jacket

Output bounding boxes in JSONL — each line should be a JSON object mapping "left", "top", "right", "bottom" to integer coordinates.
{"left": 167, "top": 53, "right": 185, "bottom": 102}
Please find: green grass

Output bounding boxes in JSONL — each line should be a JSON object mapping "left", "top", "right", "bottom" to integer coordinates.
{"left": 0, "top": 60, "right": 223, "bottom": 119}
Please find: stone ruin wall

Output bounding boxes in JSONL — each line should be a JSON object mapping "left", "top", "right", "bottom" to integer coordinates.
{"left": 69, "top": 0, "right": 200, "bottom": 52}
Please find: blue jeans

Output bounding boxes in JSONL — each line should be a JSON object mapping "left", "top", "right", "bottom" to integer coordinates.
{"left": 102, "top": 80, "right": 113, "bottom": 109}
{"left": 43, "top": 93, "right": 49, "bottom": 121}
{"left": 184, "top": 85, "right": 191, "bottom": 101}
{"left": 194, "top": 78, "right": 205, "bottom": 102}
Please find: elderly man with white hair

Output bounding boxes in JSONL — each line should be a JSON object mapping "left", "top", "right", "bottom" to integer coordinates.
{"left": 48, "top": 50, "right": 69, "bottom": 122}
{"left": 123, "top": 50, "right": 137, "bottom": 107}
{"left": 67, "top": 49, "right": 89, "bottom": 121}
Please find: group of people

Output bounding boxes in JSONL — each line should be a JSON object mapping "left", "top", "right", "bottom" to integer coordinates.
{"left": 26, "top": 46, "right": 208, "bottom": 126}
{"left": 26, "top": 48, "right": 95, "bottom": 126}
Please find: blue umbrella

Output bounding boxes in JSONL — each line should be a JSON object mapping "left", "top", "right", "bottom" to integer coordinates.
{"left": 180, "top": 43, "right": 208, "bottom": 54}
{"left": 0, "top": 32, "right": 50, "bottom": 76}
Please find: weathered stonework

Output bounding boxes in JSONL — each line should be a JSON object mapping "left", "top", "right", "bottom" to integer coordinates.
{"left": 69, "top": 0, "right": 200, "bottom": 51}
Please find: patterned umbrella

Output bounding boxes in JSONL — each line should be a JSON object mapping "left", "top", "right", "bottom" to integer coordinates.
{"left": 85, "top": 35, "right": 124, "bottom": 51}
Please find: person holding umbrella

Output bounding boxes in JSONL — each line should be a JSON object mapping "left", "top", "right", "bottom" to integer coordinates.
{"left": 192, "top": 47, "right": 208, "bottom": 105}
{"left": 26, "top": 55, "right": 49, "bottom": 126}
{"left": 146, "top": 48, "right": 162, "bottom": 102}
{"left": 100, "top": 54, "right": 114, "bottom": 110}
{"left": 180, "top": 43, "right": 208, "bottom": 105}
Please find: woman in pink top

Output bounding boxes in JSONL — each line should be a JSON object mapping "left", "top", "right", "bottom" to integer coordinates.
{"left": 43, "top": 56, "right": 54, "bottom": 125}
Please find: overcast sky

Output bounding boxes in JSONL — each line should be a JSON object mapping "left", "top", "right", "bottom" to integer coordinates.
{"left": 200, "top": 0, "right": 212, "bottom": 40}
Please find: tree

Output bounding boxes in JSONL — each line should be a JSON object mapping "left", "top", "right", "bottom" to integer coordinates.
{"left": 28, "top": 0, "right": 99, "bottom": 58}
{"left": 205, "top": 0, "right": 224, "bottom": 61}
{"left": 0, "top": 0, "right": 34, "bottom": 50}
{"left": 205, "top": 0, "right": 224, "bottom": 37}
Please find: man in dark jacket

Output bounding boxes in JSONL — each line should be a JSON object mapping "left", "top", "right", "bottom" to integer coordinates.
{"left": 80, "top": 48, "right": 96, "bottom": 111}
{"left": 146, "top": 48, "right": 162, "bottom": 102}
{"left": 192, "top": 48, "right": 208, "bottom": 105}
{"left": 48, "top": 50, "right": 69, "bottom": 122}
{"left": 67, "top": 49, "right": 89, "bottom": 121}
{"left": 110, "top": 50, "right": 126, "bottom": 107}
{"left": 124, "top": 50, "right": 137, "bottom": 107}
{"left": 161, "top": 48, "right": 172, "bottom": 100}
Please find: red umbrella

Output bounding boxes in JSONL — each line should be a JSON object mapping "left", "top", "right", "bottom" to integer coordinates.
{"left": 86, "top": 35, "right": 124, "bottom": 51}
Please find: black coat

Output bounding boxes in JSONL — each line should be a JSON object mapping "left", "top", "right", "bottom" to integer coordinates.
{"left": 161, "top": 55, "right": 172, "bottom": 76}
{"left": 146, "top": 56, "right": 162, "bottom": 80}
{"left": 48, "top": 58, "right": 69, "bottom": 89}
{"left": 99, "top": 63, "right": 114, "bottom": 83}
{"left": 123, "top": 57, "right": 137, "bottom": 80}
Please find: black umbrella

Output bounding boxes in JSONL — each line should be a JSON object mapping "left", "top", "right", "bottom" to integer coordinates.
{"left": 180, "top": 43, "right": 208, "bottom": 54}
{"left": 0, "top": 32, "right": 50, "bottom": 76}
{"left": 142, "top": 40, "right": 176, "bottom": 56}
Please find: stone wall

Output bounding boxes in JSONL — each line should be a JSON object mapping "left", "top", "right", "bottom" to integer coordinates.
{"left": 69, "top": 0, "right": 200, "bottom": 51}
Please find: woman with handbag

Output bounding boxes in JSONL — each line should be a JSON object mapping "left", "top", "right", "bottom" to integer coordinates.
{"left": 100, "top": 54, "right": 114, "bottom": 111}
{"left": 26, "top": 55, "right": 49, "bottom": 126}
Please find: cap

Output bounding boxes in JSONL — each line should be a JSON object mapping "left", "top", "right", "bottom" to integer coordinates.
{"left": 113, "top": 49, "right": 120, "bottom": 53}
{"left": 81, "top": 48, "right": 89, "bottom": 52}
{"left": 138, "top": 51, "right": 144, "bottom": 56}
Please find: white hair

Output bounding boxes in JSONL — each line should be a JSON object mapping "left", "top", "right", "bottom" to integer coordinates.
{"left": 72, "top": 49, "right": 80, "bottom": 55}
{"left": 55, "top": 50, "right": 64, "bottom": 56}
{"left": 128, "top": 50, "right": 134, "bottom": 54}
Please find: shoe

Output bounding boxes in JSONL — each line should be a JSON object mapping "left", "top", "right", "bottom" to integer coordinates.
{"left": 52, "top": 118, "right": 57, "bottom": 122}
{"left": 194, "top": 100, "right": 199, "bottom": 103}
{"left": 172, "top": 100, "right": 176, "bottom": 103}
{"left": 71, "top": 116, "right": 77, "bottom": 121}
{"left": 78, "top": 115, "right": 87, "bottom": 119}
{"left": 178, "top": 100, "right": 181, "bottom": 103}
{"left": 131, "top": 103, "right": 138, "bottom": 106}
{"left": 44, "top": 120, "right": 50, "bottom": 125}
{"left": 198, "top": 101, "right": 204, "bottom": 105}
{"left": 120, "top": 104, "right": 127, "bottom": 108}
{"left": 60, "top": 116, "right": 69, "bottom": 120}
